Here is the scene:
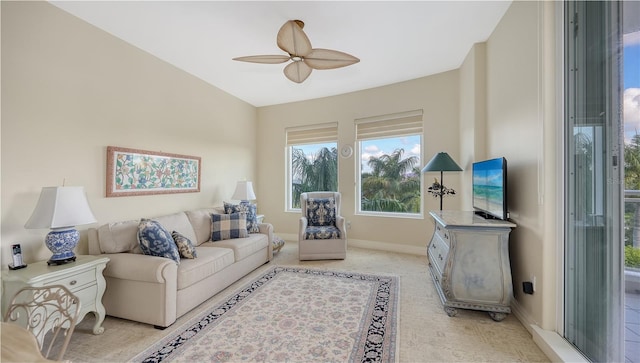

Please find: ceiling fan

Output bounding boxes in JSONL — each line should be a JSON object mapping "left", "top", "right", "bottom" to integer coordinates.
{"left": 233, "top": 20, "right": 360, "bottom": 83}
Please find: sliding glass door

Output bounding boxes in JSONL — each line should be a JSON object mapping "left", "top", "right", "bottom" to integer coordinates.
{"left": 564, "top": 1, "right": 624, "bottom": 361}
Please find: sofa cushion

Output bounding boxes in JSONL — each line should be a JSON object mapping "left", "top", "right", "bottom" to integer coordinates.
{"left": 184, "top": 208, "right": 217, "bottom": 245}
{"left": 200, "top": 233, "right": 268, "bottom": 262}
{"left": 224, "top": 201, "right": 260, "bottom": 233}
{"left": 306, "top": 197, "right": 336, "bottom": 227}
{"left": 172, "top": 231, "right": 197, "bottom": 259}
{"left": 176, "top": 247, "right": 234, "bottom": 290}
{"left": 137, "top": 219, "right": 181, "bottom": 264}
{"left": 153, "top": 212, "right": 198, "bottom": 246}
{"left": 97, "top": 219, "right": 140, "bottom": 254}
{"left": 211, "top": 213, "right": 248, "bottom": 241}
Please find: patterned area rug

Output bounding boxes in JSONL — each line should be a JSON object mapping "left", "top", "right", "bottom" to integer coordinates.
{"left": 131, "top": 266, "right": 399, "bottom": 363}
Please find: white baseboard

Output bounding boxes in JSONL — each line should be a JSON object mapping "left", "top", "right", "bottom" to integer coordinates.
{"left": 511, "top": 299, "right": 587, "bottom": 363}
{"left": 347, "top": 238, "right": 425, "bottom": 255}
{"left": 275, "top": 234, "right": 425, "bottom": 256}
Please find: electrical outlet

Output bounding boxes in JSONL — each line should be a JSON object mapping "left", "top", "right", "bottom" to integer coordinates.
{"left": 532, "top": 275, "right": 536, "bottom": 292}
{"left": 523, "top": 281, "right": 534, "bottom": 294}
{"left": 347, "top": 221, "right": 352, "bottom": 229}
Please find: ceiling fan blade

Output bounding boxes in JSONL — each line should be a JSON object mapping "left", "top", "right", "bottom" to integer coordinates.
{"left": 304, "top": 49, "right": 360, "bottom": 70}
{"left": 232, "top": 55, "right": 290, "bottom": 64}
{"left": 277, "top": 20, "right": 312, "bottom": 57}
{"left": 283, "top": 61, "right": 312, "bottom": 83}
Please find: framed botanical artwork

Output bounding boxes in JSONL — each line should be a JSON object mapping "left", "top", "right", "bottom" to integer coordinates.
{"left": 106, "top": 146, "right": 201, "bottom": 197}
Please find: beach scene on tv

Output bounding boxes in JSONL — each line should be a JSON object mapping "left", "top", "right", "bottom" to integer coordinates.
{"left": 473, "top": 159, "right": 505, "bottom": 218}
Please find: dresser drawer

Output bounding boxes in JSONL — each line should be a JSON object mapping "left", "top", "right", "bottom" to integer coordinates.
{"left": 434, "top": 223, "right": 450, "bottom": 247}
{"left": 40, "top": 269, "right": 96, "bottom": 292}
{"left": 74, "top": 285, "right": 98, "bottom": 309}
{"left": 428, "top": 234, "right": 449, "bottom": 275}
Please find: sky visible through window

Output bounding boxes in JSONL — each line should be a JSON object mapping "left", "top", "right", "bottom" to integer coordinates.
{"left": 623, "top": 31, "right": 640, "bottom": 144}
{"left": 294, "top": 135, "right": 420, "bottom": 174}
{"left": 360, "top": 136, "right": 421, "bottom": 173}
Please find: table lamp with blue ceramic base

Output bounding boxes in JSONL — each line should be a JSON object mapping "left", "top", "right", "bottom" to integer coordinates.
{"left": 44, "top": 228, "right": 80, "bottom": 265}
{"left": 25, "top": 186, "right": 97, "bottom": 266}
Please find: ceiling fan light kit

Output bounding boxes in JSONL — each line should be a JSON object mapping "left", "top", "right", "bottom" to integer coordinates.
{"left": 233, "top": 20, "right": 360, "bottom": 83}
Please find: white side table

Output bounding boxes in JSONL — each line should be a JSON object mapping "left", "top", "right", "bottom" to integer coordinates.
{"left": 2, "top": 255, "right": 110, "bottom": 335}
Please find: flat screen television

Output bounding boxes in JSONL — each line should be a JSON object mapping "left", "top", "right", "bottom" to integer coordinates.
{"left": 472, "top": 157, "right": 508, "bottom": 220}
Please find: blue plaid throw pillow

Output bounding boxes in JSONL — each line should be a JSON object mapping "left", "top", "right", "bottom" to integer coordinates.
{"left": 210, "top": 213, "right": 248, "bottom": 241}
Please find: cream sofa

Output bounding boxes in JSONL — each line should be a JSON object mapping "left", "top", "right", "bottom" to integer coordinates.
{"left": 88, "top": 207, "right": 273, "bottom": 328}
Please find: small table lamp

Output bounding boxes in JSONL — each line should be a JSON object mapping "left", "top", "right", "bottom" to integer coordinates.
{"left": 25, "top": 186, "right": 97, "bottom": 265}
{"left": 422, "top": 152, "right": 463, "bottom": 210}
{"left": 231, "top": 181, "right": 256, "bottom": 204}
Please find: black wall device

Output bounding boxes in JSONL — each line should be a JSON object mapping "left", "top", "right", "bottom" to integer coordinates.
{"left": 523, "top": 281, "right": 534, "bottom": 294}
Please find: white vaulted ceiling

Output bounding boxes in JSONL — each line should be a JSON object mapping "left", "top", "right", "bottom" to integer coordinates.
{"left": 50, "top": 1, "right": 512, "bottom": 107}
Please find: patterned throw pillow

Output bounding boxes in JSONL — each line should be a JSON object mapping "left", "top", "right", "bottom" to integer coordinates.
{"left": 172, "top": 231, "right": 197, "bottom": 259}
{"left": 306, "top": 198, "right": 336, "bottom": 227}
{"left": 137, "top": 219, "right": 180, "bottom": 264}
{"left": 211, "top": 213, "right": 248, "bottom": 241}
{"left": 224, "top": 201, "right": 260, "bottom": 233}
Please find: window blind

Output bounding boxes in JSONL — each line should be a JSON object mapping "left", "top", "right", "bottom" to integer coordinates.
{"left": 355, "top": 109, "right": 423, "bottom": 140}
{"left": 286, "top": 123, "right": 338, "bottom": 146}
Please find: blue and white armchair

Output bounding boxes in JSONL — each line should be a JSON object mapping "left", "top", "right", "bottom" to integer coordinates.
{"left": 298, "top": 192, "right": 347, "bottom": 260}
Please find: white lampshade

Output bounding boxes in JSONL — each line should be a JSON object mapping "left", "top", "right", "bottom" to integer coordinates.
{"left": 231, "top": 181, "right": 256, "bottom": 202}
{"left": 25, "top": 186, "right": 97, "bottom": 265}
{"left": 25, "top": 186, "right": 97, "bottom": 229}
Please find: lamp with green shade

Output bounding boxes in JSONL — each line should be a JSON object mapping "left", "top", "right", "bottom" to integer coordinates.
{"left": 421, "top": 152, "right": 463, "bottom": 210}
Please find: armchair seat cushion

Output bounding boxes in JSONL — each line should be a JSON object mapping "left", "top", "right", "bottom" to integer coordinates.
{"left": 304, "top": 225, "right": 341, "bottom": 240}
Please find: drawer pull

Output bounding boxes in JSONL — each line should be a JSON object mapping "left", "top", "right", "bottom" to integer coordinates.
{"left": 438, "top": 254, "right": 443, "bottom": 261}
{"left": 70, "top": 280, "right": 77, "bottom": 286}
{"left": 431, "top": 244, "right": 436, "bottom": 249}
{"left": 444, "top": 234, "right": 449, "bottom": 239}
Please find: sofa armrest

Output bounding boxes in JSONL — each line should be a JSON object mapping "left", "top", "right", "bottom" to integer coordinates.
{"left": 102, "top": 253, "right": 177, "bottom": 283}
{"left": 100, "top": 253, "right": 178, "bottom": 327}
{"left": 258, "top": 222, "right": 274, "bottom": 260}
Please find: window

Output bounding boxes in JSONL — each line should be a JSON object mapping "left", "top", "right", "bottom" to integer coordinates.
{"left": 286, "top": 123, "right": 338, "bottom": 210}
{"left": 356, "top": 110, "right": 423, "bottom": 216}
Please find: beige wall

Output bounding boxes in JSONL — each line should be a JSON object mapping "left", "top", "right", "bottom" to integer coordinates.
{"left": 256, "top": 0, "right": 558, "bottom": 331}
{"left": 2, "top": 0, "right": 558, "bottom": 336}
{"left": 458, "top": 42, "right": 487, "bottom": 210}
{"left": 1, "top": 2, "right": 257, "bottom": 266}
{"left": 483, "top": 0, "right": 557, "bottom": 329}
{"left": 256, "top": 72, "right": 461, "bottom": 253}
